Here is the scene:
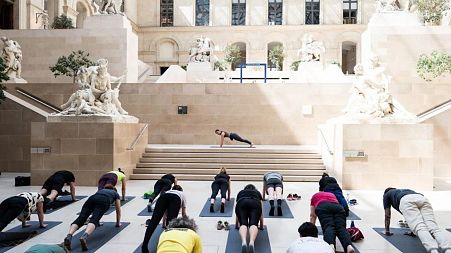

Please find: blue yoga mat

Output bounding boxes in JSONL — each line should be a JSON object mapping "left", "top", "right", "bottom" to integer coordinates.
{"left": 0, "top": 221, "right": 62, "bottom": 253}
{"left": 46, "top": 196, "right": 88, "bottom": 214}
{"left": 132, "top": 225, "right": 164, "bottom": 253}
{"left": 225, "top": 225, "right": 271, "bottom": 253}
{"left": 262, "top": 200, "right": 294, "bottom": 218}
{"left": 138, "top": 206, "right": 153, "bottom": 216}
{"left": 347, "top": 210, "right": 361, "bottom": 221}
{"left": 199, "top": 198, "right": 235, "bottom": 217}
{"left": 373, "top": 227, "right": 428, "bottom": 253}
{"left": 447, "top": 229, "right": 451, "bottom": 233}
{"left": 69, "top": 222, "right": 130, "bottom": 252}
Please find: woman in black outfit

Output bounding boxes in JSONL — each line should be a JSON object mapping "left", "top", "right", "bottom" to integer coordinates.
{"left": 319, "top": 173, "right": 349, "bottom": 217}
{"left": 215, "top": 129, "right": 253, "bottom": 147}
{"left": 147, "top": 174, "right": 177, "bottom": 212}
{"left": 40, "top": 170, "right": 76, "bottom": 202}
{"left": 235, "top": 184, "right": 264, "bottom": 253}
{"left": 142, "top": 185, "right": 187, "bottom": 253}
{"left": 210, "top": 167, "right": 231, "bottom": 213}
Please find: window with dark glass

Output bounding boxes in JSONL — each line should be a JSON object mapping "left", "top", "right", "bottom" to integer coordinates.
{"left": 268, "top": 0, "right": 282, "bottom": 25}
{"left": 305, "top": 0, "right": 320, "bottom": 25}
{"left": 343, "top": 0, "right": 358, "bottom": 24}
{"left": 160, "top": 0, "right": 173, "bottom": 27}
{"left": 232, "top": 0, "right": 246, "bottom": 26}
{"left": 196, "top": 0, "right": 209, "bottom": 26}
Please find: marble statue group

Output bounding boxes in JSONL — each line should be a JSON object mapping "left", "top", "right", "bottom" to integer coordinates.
{"left": 91, "top": 0, "right": 123, "bottom": 15}
{"left": 189, "top": 36, "right": 212, "bottom": 63}
{"left": 1, "top": 36, "right": 23, "bottom": 81}
{"left": 298, "top": 33, "right": 325, "bottom": 62}
{"left": 59, "top": 58, "right": 128, "bottom": 116}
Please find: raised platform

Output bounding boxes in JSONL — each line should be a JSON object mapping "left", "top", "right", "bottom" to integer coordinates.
{"left": 130, "top": 145, "right": 326, "bottom": 182}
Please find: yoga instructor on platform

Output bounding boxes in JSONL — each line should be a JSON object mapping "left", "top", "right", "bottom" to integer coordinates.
{"left": 215, "top": 129, "right": 253, "bottom": 147}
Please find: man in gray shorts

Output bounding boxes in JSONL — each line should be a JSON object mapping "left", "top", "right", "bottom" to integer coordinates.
{"left": 263, "top": 172, "right": 283, "bottom": 216}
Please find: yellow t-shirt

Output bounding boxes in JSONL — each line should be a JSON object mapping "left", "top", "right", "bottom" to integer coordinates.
{"left": 111, "top": 171, "right": 125, "bottom": 182}
{"left": 157, "top": 228, "right": 202, "bottom": 253}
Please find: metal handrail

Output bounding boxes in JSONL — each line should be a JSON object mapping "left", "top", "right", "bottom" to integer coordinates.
{"left": 318, "top": 127, "right": 334, "bottom": 155}
{"left": 15, "top": 88, "right": 62, "bottom": 113}
{"left": 417, "top": 98, "right": 451, "bottom": 118}
{"left": 127, "top": 124, "right": 149, "bottom": 150}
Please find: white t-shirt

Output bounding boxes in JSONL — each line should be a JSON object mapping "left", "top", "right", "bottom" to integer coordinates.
{"left": 287, "top": 237, "right": 334, "bottom": 253}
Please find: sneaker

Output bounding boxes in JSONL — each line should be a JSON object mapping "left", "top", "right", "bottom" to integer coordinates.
{"left": 80, "top": 237, "right": 88, "bottom": 251}
{"left": 220, "top": 203, "right": 225, "bottom": 213}
{"left": 287, "top": 194, "right": 293, "bottom": 201}
{"left": 224, "top": 221, "right": 230, "bottom": 231}
{"left": 64, "top": 235, "right": 72, "bottom": 251}
{"left": 293, "top": 193, "right": 301, "bottom": 200}
{"left": 147, "top": 203, "right": 152, "bottom": 213}
{"left": 217, "top": 221, "right": 224, "bottom": 230}
{"left": 210, "top": 204, "right": 214, "bottom": 213}
{"left": 249, "top": 243, "right": 255, "bottom": 253}
{"left": 241, "top": 244, "right": 248, "bottom": 253}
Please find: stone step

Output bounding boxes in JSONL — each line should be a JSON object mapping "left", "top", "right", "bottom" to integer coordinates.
{"left": 142, "top": 152, "right": 322, "bottom": 159}
{"left": 136, "top": 163, "right": 326, "bottom": 170}
{"left": 145, "top": 147, "right": 319, "bottom": 154}
{"left": 139, "top": 157, "right": 323, "bottom": 164}
{"left": 130, "top": 173, "right": 322, "bottom": 182}
{"left": 133, "top": 168, "right": 324, "bottom": 176}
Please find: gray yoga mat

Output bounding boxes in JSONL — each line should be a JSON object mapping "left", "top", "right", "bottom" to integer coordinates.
{"left": 262, "top": 200, "right": 294, "bottom": 218}
{"left": 210, "top": 145, "right": 256, "bottom": 148}
{"left": 199, "top": 198, "right": 235, "bottom": 217}
{"left": 77, "top": 196, "right": 136, "bottom": 215}
{"left": 138, "top": 206, "right": 153, "bottom": 216}
{"left": 46, "top": 196, "right": 88, "bottom": 214}
{"left": 132, "top": 225, "right": 164, "bottom": 253}
{"left": 0, "top": 221, "right": 62, "bottom": 253}
{"left": 373, "top": 227, "right": 427, "bottom": 253}
{"left": 69, "top": 222, "right": 130, "bottom": 252}
{"left": 225, "top": 225, "right": 271, "bottom": 253}
{"left": 447, "top": 229, "right": 451, "bottom": 232}
{"left": 347, "top": 210, "right": 361, "bottom": 221}
{"left": 316, "top": 226, "right": 360, "bottom": 253}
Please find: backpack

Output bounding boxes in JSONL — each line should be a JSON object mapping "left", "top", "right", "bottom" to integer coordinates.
{"left": 347, "top": 221, "right": 364, "bottom": 242}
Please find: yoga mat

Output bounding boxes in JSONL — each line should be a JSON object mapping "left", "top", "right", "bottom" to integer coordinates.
{"left": 373, "top": 227, "right": 427, "bottom": 253}
{"left": 262, "top": 200, "right": 294, "bottom": 218}
{"left": 77, "top": 196, "right": 136, "bottom": 215}
{"left": 138, "top": 206, "right": 153, "bottom": 216}
{"left": 46, "top": 196, "right": 88, "bottom": 214}
{"left": 210, "top": 145, "right": 256, "bottom": 148}
{"left": 347, "top": 210, "right": 361, "bottom": 221}
{"left": 225, "top": 225, "right": 271, "bottom": 253}
{"left": 316, "top": 226, "right": 360, "bottom": 253}
{"left": 69, "top": 222, "right": 130, "bottom": 253}
{"left": 199, "top": 198, "right": 235, "bottom": 217}
{"left": 132, "top": 225, "right": 164, "bottom": 253}
{"left": 0, "top": 221, "right": 62, "bottom": 253}
{"left": 447, "top": 229, "right": 451, "bottom": 233}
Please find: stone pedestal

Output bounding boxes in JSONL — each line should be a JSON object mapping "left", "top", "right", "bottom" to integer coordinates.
{"left": 186, "top": 62, "right": 215, "bottom": 83}
{"left": 5, "top": 77, "right": 27, "bottom": 83}
{"left": 30, "top": 118, "right": 147, "bottom": 186}
{"left": 320, "top": 123, "right": 434, "bottom": 190}
{"left": 368, "top": 12, "right": 422, "bottom": 27}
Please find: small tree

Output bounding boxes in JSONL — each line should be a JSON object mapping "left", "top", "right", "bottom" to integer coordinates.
{"left": 49, "top": 50, "right": 95, "bottom": 83}
{"left": 417, "top": 51, "right": 451, "bottom": 81}
{"left": 290, "top": 60, "right": 301, "bottom": 71}
{"left": 268, "top": 45, "right": 284, "bottom": 71}
{"left": 224, "top": 44, "right": 242, "bottom": 70}
{"left": 0, "top": 57, "right": 9, "bottom": 104}
{"left": 418, "top": 0, "right": 450, "bottom": 25}
{"left": 51, "top": 15, "right": 75, "bottom": 29}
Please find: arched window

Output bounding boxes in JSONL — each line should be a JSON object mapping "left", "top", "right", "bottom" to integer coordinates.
{"left": 232, "top": 0, "right": 246, "bottom": 26}
{"left": 160, "top": 0, "right": 174, "bottom": 27}
{"left": 231, "top": 42, "right": 246, "bottom": 70}
{"left": 305, "top": 0, "right": 320, "bottom": 25}
{"left": 343, "top": 0, "right": 358, "bottom": 24}
{"left": 342, "top": 41, "right": 357, "bottom": 74}
{"left": 196, "top": 0, "right": 209, "bottom": 26}
{"left": 268, "top": 0, "right": 282, "bottom": 25}
{"left": 267, "top": 42, "right": 284, "bottom": 70}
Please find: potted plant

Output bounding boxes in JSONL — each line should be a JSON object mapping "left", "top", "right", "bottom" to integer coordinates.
{"left": 268, "top": 45, "right": 285, "bottom": 71}
{"left": 417, "top": 0, "right": 450, "bottom": 25}
{"left": 224, "top": 44, "right": 241, "bottom": 70}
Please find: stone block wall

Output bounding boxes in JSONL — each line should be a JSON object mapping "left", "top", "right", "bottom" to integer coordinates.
{"left": 30, "top": 121, "right": 147, "bottom": 186}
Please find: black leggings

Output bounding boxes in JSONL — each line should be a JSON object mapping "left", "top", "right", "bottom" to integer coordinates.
{"left": 235, "top": 198, "right": 262, "bottom": 227}
{"left": 72, "top": 195, "right": 110, "bottom": 227}
{"left": 142, "top": 193, "right": 181, "bottom": 253}
{"left": 148, "top": 179, "right": 172, "bottom": 203}
{"left": 210, "top": 180, "right": 229, "bottom": 199}
{"left": 229, "top": 133, "right": 252, "bottom": 145}
{"left": 0, "top": 197, "right": 27, "bottom": 232}
{"left": 316, "top": 201, "right": 352, "bottom": 249}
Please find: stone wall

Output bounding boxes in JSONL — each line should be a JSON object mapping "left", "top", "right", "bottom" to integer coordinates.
{"left": 30, "top": 121, "right": 148, "bottom": 186}
{"left": 426, "top": 109, "right": 451, "bottom": 179}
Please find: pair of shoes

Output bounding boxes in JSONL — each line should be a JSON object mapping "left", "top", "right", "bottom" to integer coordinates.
{"left": 398, "top": 220, "right": 409, "bottom": 228}
{"left": 80, "top": 235, "right": 88, "bottom": 251}
{"left": 292, "top": 193, "right": 301, "bottom": 200}
{"left": 349, "top": 199, "right": 358, "bottom": 206}
{"left": 217, "top": 221, "right": 230, "bottom": 230}
{"left": 287, "top": 194, "right": 301, "bottom": 201}
{"left": 64, "top": 235, "right": 72, "bottom": 251}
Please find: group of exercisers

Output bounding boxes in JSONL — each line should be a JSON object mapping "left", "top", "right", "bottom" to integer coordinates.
{"left": 1, "top": 167, "right": 451, "bottom": 253}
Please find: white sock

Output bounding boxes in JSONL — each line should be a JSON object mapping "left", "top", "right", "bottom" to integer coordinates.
{"left": 430, "top": 250, "right": 439, "bottom": 253}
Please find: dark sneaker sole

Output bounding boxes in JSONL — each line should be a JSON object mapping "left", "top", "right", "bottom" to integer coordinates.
{"left": 64, "top": 237, "right": 71, "bottom": 251}
{"left": 249, "top": 244, "right": 255, "bottom": 253}
{"left": 80, "top": 238, "right": 88, "bottom": 251}
{"left": 241, "top": 244, "right": 248, "bottom": 253}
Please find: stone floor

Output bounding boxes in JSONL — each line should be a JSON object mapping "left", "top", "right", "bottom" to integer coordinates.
{"left": 1, "top": 173, "right": 451, "bottom": 253}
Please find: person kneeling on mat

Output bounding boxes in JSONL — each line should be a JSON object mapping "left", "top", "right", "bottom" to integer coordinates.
{"left": 0, "top": 192, "right": 46, "bottom": 232}
{"left": 382, "top": 187, "right": 451, "bottom": 253}
{"left": 24, "top": 243, "right": 69, "bottom": 253}
{"left": 40, "top": 170, "right": 76, "bottom": 203}
{"left": 262, "top": 171, "right": 283, "bottom": 216}
{"left": 64, "top": 185, "right": 121, "bottom": 251}
{"left": 157, "top": 216, "right": 202, "bottom": 253}
{"left": 235, "top": 184, "right": 264, "bottom": 253}
{"left": 147, "top": 174, "right": 177, "bottom": 212}
{"left": 319, "top": 173, "right": 349, "bottom": 217}
{"left": 215, "top": 129, "right": 253, "bottom": 148}
{"left": 287, "top": 222, "right": 334, "bottom": 253}
{"left": 210, "top": 167, "right": 231, "bottom": 213}
{"left": 142, "top": 185, "right": 187, "bottom": 253}
{"left": 98, "top": 168, "right": 127, "bottom": 201}
{"left": 310, "top": 191, "right": 355, "bottom": 253}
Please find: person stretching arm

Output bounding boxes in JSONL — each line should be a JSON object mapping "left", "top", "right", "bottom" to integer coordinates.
{"left": 310, "top": 205, "right": 317, "bottom": 224}
{"left": 115, "top": 199, "right": 121, "bottom": 227}
{"left": 69, "top": 182, "right": 76, "bottom": 201}
{"left": 384, "top": 208, "right": 393, "bottom": 236}
{"left": 37, "top": 202, "right": 47, "bottom": 228}
{"left": 219, "top": 132, "right": 225, "bottom": 147}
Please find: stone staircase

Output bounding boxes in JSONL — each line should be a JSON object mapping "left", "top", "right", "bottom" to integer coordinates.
{"left": 130, "top": 145, "right": 326, "bottom": 182}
